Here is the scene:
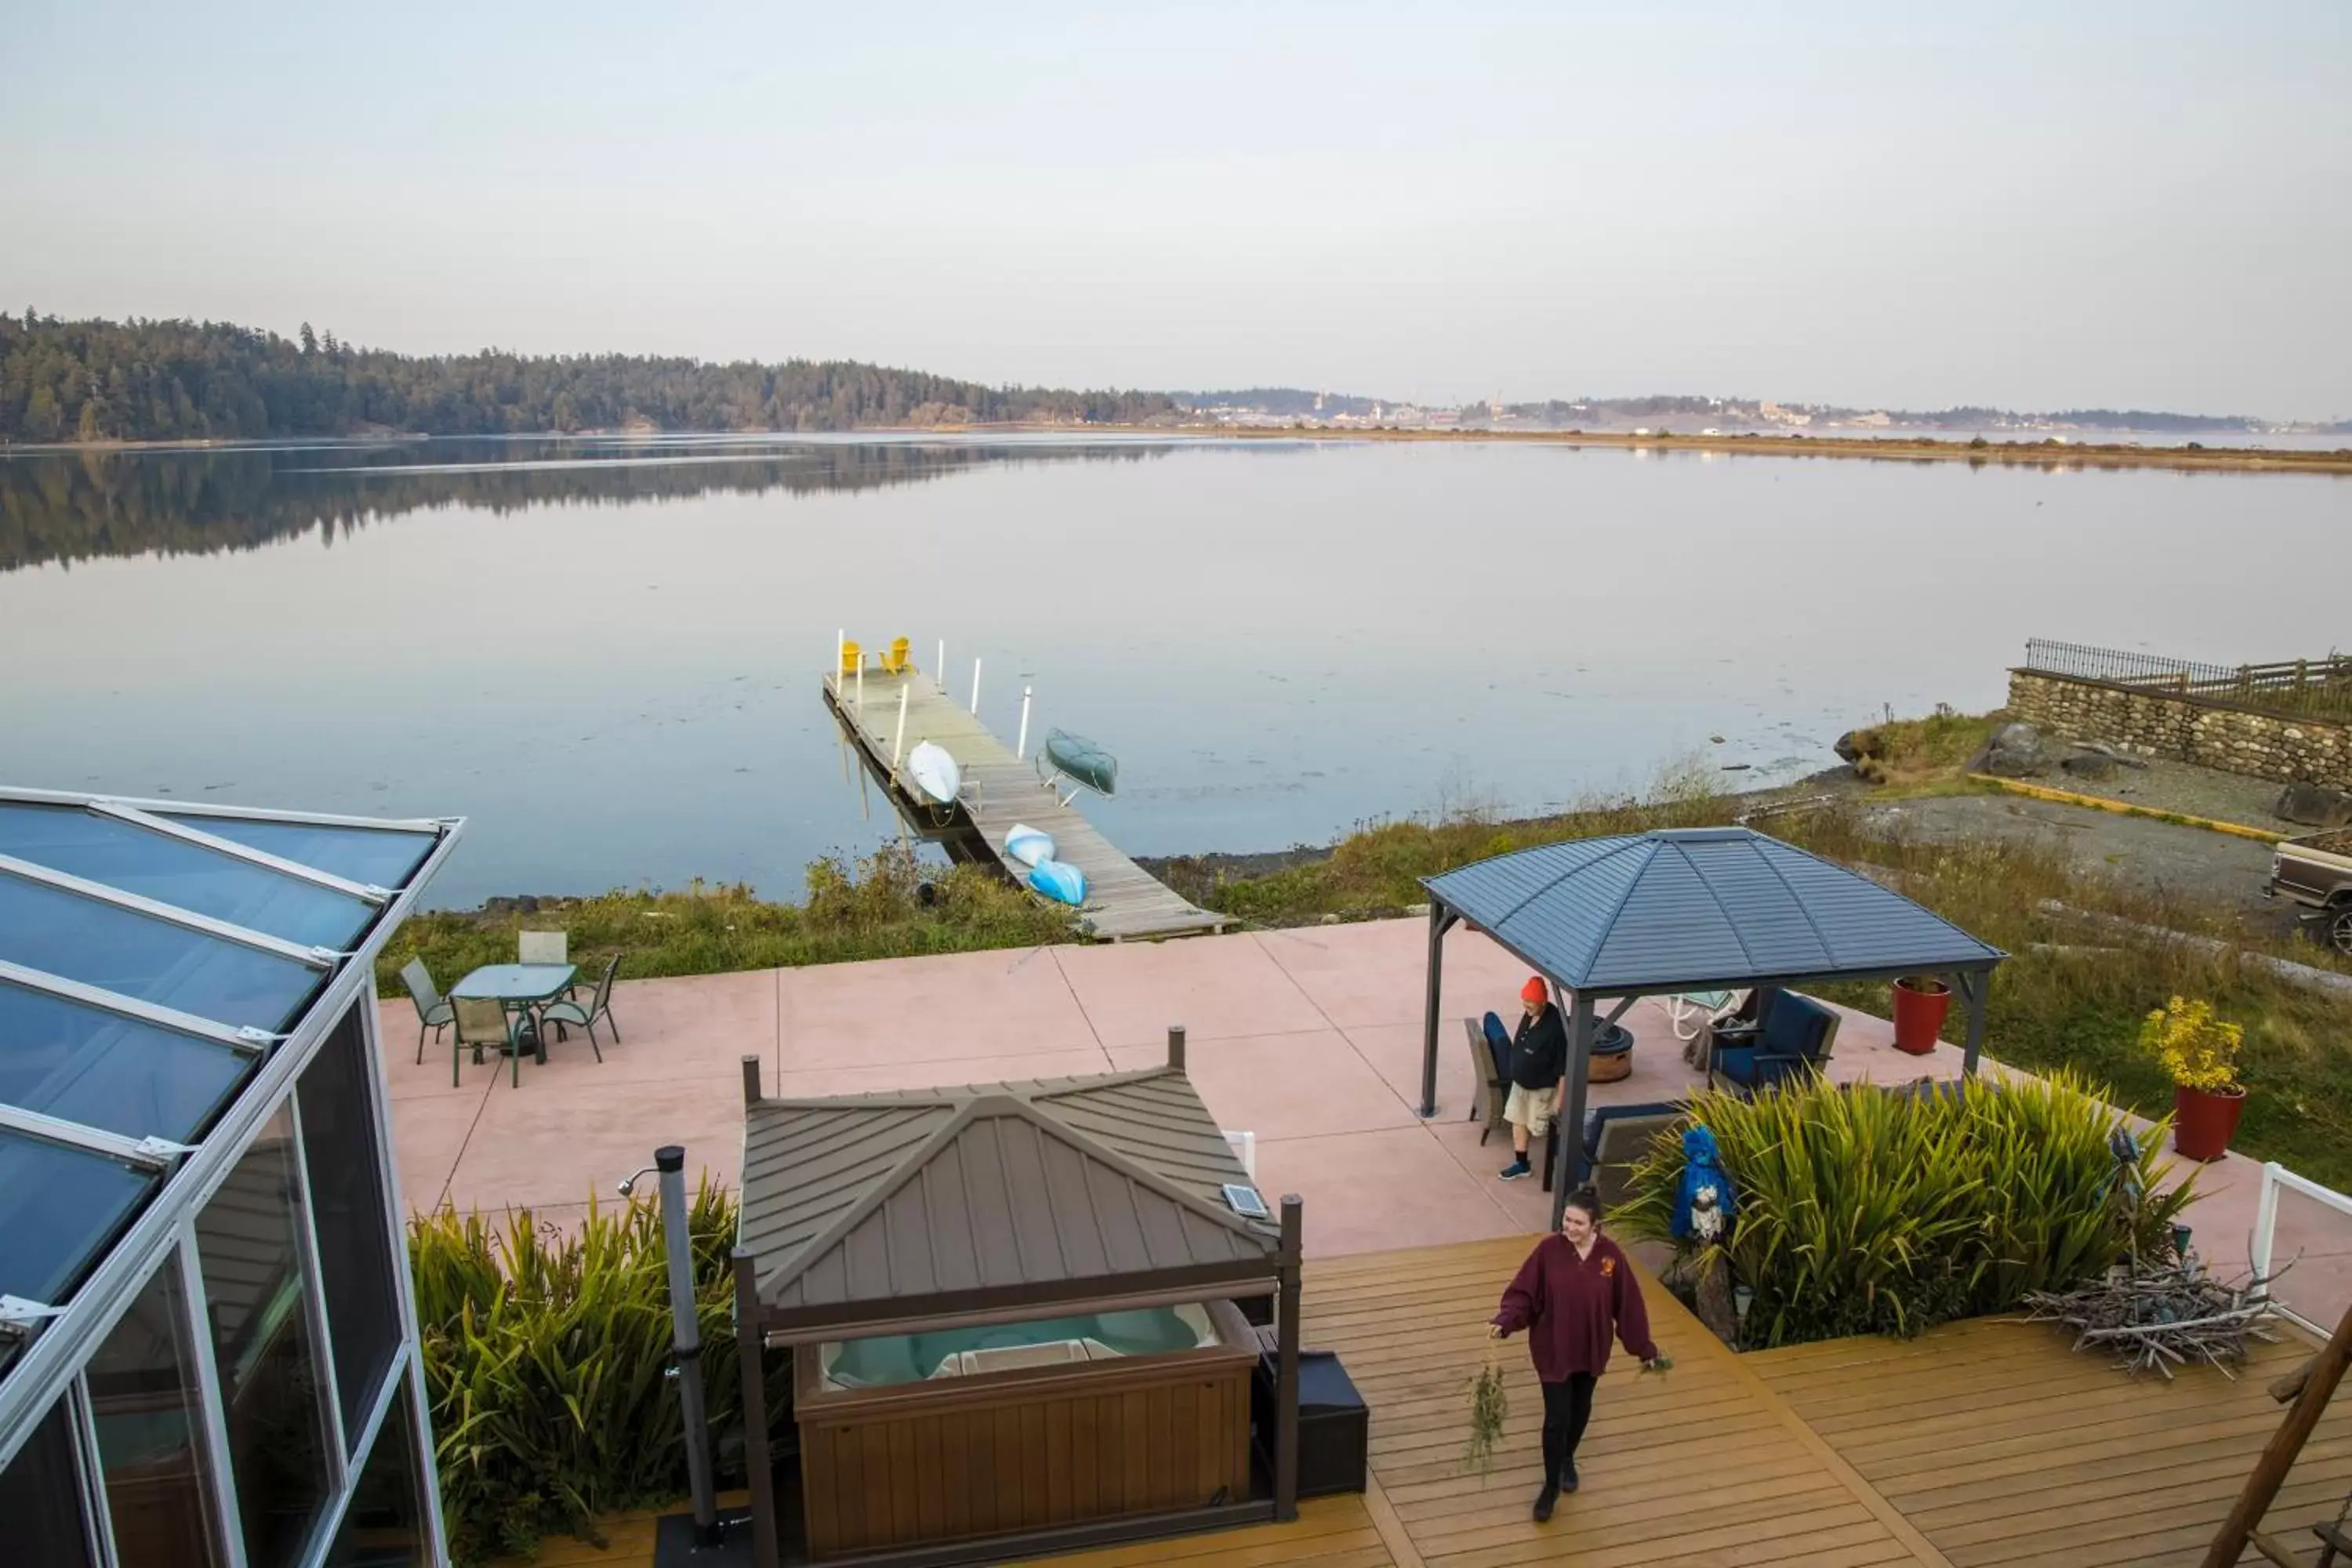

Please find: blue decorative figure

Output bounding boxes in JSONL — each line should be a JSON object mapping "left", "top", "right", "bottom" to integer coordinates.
{"left": 1671, "top": 1125, "right": 1737, "bottom": 1242}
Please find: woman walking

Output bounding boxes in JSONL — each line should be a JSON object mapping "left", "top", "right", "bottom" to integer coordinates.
{"left": 1487, "top": 1189, "right": 1663, "bottom": 1520}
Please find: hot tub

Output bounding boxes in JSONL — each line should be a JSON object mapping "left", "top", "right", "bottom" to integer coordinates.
{"left": 794, "top": 1298, "right": 1258, "bottom": 1559}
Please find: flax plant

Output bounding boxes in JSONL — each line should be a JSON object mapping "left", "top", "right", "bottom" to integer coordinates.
{"left": 1615, "top": 1073, "right": 2190, "bottom": 1348}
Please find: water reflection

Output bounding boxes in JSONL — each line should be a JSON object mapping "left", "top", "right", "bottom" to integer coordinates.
{"left": 0, "top": 437, "right": 1174, "bottom": 572}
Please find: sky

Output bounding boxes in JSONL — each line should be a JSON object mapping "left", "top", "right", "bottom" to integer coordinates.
{"left": 5, "top": 2, "right": 2349, "bottom": 418}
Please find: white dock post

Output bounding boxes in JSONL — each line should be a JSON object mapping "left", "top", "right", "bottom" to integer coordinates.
{"left": 1015, "top": 686, "right": 1033, "bottom": 760}
{"left": 855, "top": 658, "right": 864, "bottom": 717}
{"left": 891, "top": 684, "right": 909, "bottom": 770}
{"left": 937, "top": 640, "right": 946, "bottom": 690}
{"left": 970, "top": 657, "right": 982, "bottom": 716}
{"left": 833, "top": 629, "right": 844, "bottom": 695}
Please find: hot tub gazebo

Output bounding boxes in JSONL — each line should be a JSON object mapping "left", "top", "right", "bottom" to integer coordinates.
{"left": 730, "top": 1035, "right": 1303, "bottom": 1566}
{"left": 1416, "top": 826, "right": 2007, "bottom": 1228}
{"left": 0, "top": 787, "right": 461, "bottom": 1568}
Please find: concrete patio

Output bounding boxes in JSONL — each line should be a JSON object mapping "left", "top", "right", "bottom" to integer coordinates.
{"left": 379, "top": 917, "right": 2339, "bottom": 1316}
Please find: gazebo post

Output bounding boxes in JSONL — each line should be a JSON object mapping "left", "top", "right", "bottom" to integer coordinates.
{"left": 1550, "top": 993, "right": 1595, "bottom": 1229}
{"left": 1418, "top": 902, "right": 1457, "bottom": 1118}
{"left": 731, "top": 1248, "right": 780, "bottom": 1568}
{"left": 1956, "top": 969, "right": 1988, "bottom": 1076}
{"left": 1274, "top": 1195, "right": 1304, "bottom": 1522}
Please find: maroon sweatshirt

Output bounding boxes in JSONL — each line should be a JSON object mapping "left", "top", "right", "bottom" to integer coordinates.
{"left": 1490, "top": 1233, "right": 1657, "bottom": 1382}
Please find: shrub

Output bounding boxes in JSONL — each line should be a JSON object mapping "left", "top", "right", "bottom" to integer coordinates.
{"left": 1614, "top": 1072, "right": 2193, "bottom": 1347}
{"left": 411, "top": 1183, "right": 788, "bottom": 1566}
{"left": 2142, "top": 996, "right": 2244, "bottom": 1092}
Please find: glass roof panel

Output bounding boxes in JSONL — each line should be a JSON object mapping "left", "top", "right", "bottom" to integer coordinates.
{"left": 0, "top": 804, "right": 376, "bottom": 950}
{"left": 0, "top": 875, "right": 321, "bottom": 1033}
{"left": 0, "top": 1128, "right": 156, "bottom": 1307}
{"left": 160, "top": 815, "right": 436, "bottom": 892}
{"left": 0, "top": 982, "right": 253, "bottom": 1144}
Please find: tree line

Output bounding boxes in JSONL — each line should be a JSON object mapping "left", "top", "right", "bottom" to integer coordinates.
{"left": 0, "top": 311, "right": 1181, "bottom": 443}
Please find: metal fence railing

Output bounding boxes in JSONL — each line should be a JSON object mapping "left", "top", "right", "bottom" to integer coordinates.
{"left": 2022, "top": 640, "right": 2352, "bottom": 721}
{"left": 2249, "top": 1161, "right": 2352, "bottom": 1337}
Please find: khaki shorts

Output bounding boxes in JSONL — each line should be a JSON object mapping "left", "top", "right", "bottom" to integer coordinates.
{"left": 1504, "top": 1083, "right": 1558, "bottom": 1137}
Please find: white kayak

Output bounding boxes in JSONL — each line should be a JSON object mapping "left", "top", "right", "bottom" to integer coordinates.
{"left": 906, "top": 741, "right": 960, "bottom": 804}
{"left": 1004, "top": 823, "right": 1055, "bottom": 868}
{"left": 1028, "top": 858, "right": 1087, "bottom": 906}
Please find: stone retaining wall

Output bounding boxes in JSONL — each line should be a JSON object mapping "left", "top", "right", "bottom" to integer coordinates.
{"left": 2008, "top": 670, "right": 2352, "bottom": 789}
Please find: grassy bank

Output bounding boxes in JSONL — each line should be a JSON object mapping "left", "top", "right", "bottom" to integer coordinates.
{"left": 375, "top": 844, "right": 1073, "bottom": 998}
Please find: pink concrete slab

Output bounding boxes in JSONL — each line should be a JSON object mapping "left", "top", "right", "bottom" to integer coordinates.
{"left": 507, "top": 969, "right": 780, "bottom": 1087}
{"left": 1421, "top": 1109, "right": 1571, "bottom": 1233}
{"left": 1104, "top": 1029, "right": 1418, "bottom": 1142}
{"left": 445, "top": 1073, "right": 747, "bottom": 1216}
{"left": 762, "top": 1047, "right": 1116, "bottom": 1101}
{"left": 375, "top": 997, "right": 492, "bottom": 1104}
{"left": 1253, "top": 1127, "right": 1524, "bottom": 1257}
{"left": 1049, "top": 932, "right": 1330, "bottom": 1048}
{"left": 778, "top": 945, "right": 1098, "bottom": 1070}
{"left": 1254, "top": 920, "right": 1534, "bottom": 1030}
{"left": 387, "top": 1089, "right": 488, "bottom": 1216}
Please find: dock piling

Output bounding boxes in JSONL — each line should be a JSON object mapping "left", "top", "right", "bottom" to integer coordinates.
{"left": 1016, "top": 686, "right": 1033, "bottom": 760}
{"left": 891, "top": 685, "right": 909, "bottom": 770}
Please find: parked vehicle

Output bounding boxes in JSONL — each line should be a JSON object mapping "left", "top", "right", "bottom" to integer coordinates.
{"left": 2267, "top": 827, "right": 2352, "bottom": 954}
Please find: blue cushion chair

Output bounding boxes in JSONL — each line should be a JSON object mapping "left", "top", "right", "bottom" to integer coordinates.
{"left": 1710, "top": 991, "right": 1841, "bottom": 1095}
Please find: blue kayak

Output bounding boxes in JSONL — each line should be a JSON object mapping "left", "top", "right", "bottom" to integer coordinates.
{"left": 1028, "top": 858, "right": 1088, "bottom": 906}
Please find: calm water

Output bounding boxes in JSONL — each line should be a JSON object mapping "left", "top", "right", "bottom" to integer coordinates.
{"left": 2, "top": 435, "right": 2345, "bottom": 908}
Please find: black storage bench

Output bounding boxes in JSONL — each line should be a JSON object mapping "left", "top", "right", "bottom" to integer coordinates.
{"left": 1250, "top": 1334, "right": 1368, "bottom": 1498}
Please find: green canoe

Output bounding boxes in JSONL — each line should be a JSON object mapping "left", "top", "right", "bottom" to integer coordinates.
{"left": 1042, "top": 729, "right": 1118, "bottom": 797}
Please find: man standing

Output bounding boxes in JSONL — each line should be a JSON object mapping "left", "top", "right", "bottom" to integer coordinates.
{"left": 1500, "top": 976, "right": 1566, "bottom": 1181}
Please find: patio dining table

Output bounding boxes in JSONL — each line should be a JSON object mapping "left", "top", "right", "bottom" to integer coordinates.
{"left": 452, "top": 962, "right": 579, "bottom": 1066}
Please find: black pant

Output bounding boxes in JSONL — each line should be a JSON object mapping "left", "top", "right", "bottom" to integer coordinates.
{"left": 1539, "top": 1373, "right": 1596, "bottom": 1486}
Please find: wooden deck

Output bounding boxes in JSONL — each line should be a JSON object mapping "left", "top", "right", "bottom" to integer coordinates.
{"left": 500, "top": 1238, "right": 2350, "bottom": 1568}
{"left": 824, "top": 665, "right": 1225, "bottom": 942}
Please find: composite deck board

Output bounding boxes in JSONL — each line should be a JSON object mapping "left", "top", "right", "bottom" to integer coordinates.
{"left": 825, "top": 667, "right": 1225, "bottom": 942}
{"left": 495, "top": 1240, "right": 2349, "bottom": 1568}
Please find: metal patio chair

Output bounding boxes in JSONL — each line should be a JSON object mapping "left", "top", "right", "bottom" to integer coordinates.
{"left": 401, "top": 959, "right": 454, "bottom": 1064}
{"left": 450, "top": 996, "right": 525, "bottom": 1088}
{"left": 537, "top": 955, "right": 621, "bottom": 1058}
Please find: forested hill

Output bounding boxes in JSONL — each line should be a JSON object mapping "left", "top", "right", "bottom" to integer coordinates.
{"left": 0, "top": 312, "right": 1179, "bottom": 442}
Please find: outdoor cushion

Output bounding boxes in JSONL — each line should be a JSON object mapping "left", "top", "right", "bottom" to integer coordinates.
{"left": 1482, "top": 1011, "right": 1512, "bottom": 1086}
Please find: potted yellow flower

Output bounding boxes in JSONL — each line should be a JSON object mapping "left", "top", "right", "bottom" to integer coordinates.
{"left": 2142, "top": 996, "right": 2245, "bottom": 1161}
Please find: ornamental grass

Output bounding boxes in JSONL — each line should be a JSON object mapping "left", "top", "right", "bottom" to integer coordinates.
{"left": 1614, "top": 1071, "right": 2193, "bottom": 1348}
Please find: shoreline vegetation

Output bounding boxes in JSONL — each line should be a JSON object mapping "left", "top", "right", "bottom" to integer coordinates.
{"left": 19, "top": 421, "right": 2352, "bottom": 476}
{"left": 379, "top": 710, "right": 2352, "bottom": 1188}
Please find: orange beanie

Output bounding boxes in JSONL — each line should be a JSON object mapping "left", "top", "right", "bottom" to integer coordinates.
{"left": 1521, "top": 977, "right": 1547, "bottom": 1004}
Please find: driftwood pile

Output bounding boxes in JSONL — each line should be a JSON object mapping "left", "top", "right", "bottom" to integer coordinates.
{"left": 2020, "top": 1258, "right": 2283, "bottom": 1379}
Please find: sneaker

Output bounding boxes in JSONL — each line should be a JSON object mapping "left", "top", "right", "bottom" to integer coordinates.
{"left": 1532, "top": 1483, "right": 1558, "bottom": 1523}
{"left": 1499, "top": 1158, "right": 1531, "bottom": 1181}
{"left": 1561, "top": 1461, "right": 1579, "bottom": 1494}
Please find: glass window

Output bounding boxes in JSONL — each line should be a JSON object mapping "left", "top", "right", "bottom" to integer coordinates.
{"left": 299, "top": 1004, "right": 403, "bottom": 1443}
{"left": 0, "top": 873, "right": 322, "bottom": 1032}
{"left": 0, "top": 804, "right": 378, "bottom": 951}
{"left": 0, "top": 1128, "right": 155, "bottom": 1308}
{"left": 160, "top": 816, "right": 436, "bottom": 893}
{"left": 197, "top": 1105, "right": 334, "bottom": 1568}
{"left": 0, "top": 982, "right": 252, "bottom": 1144}
{"left": 0, "top": 1395, "right": 96, "bottom": 1568}
{"left": 324, "top": 1388, "right": 429, "bottom": 1568}
{"left": 89, "top": 1258, "right": 221, "bottom": 1568}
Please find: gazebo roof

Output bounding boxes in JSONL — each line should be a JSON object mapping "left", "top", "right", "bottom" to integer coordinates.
{"left": 1422, "top": 826, "right": 2004, "bottom": 994}
{"left": 740, "top": 1067, "right": 1280, "bottom": 1338}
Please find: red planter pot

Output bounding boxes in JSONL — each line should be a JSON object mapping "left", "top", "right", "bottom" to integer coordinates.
{"left": 2172, "top": 1083, "right": 2246, "bottom": 1162}
{"left": 1891, "top": 978, "right": 1952, "bottom": 1055}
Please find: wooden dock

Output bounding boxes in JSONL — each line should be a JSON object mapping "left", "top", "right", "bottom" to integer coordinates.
{"left": 823, "top": 665, "right": 1227, "bottom": 943}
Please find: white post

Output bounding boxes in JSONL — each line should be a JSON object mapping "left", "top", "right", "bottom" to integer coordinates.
{"left": 1015, "top": 686, "right": 1033, "bottom": 760}
{"left": 834, "top": 628, "right": 844, "bottom": 694}
{"left": 937, "top": 641, "right": 946, "bottom": 691}
{"left": 891, "top": 684, "right": 909, "bottom": 770}
{"left": 855, "top": 659, "right": 864, "bottom": 718}
{"left": 970, "top": 656, "right": 982, "bottom": 716}
{"left": 2251, "top": 1161, "right": 2281, "bottom": 1283}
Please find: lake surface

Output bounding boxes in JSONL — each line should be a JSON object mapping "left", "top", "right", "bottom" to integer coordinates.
{"left": 2, "top": 434, "right": 2345, "bottom": 909}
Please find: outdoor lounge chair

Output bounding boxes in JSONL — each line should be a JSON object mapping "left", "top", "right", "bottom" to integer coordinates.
{"left": 450, "top": 996, "right": 525, "bottom": 1088}
{"left": 1709, "top": 990, "right": 1840, "bottom": 1095}
{"left": 537, "top": 954, "right": 621, "bottom": 1057}
{"left": 1581, "top": 1102, "right": 1689, "bottom": 1212}
{"left": 401, "top": 959, "right": 453, "bottom": 1064}
{"left": 1664, "top": 989, "right": 1743, "bottom": 1043}
{"left": 1463, "top": 1014, "right": 1513, "bottom": 1145}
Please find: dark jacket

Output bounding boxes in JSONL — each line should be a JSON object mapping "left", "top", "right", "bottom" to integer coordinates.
{"left": 1491, "top": 1232, "right": 1658, "bottom": 1381}
{"left": 1510, "top": 1002, "right": 1567, "bottom": 1091}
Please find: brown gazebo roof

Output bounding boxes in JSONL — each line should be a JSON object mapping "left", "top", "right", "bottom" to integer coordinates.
{"left": 739, "top": 1067, "right": 1279, "bottom": 1337}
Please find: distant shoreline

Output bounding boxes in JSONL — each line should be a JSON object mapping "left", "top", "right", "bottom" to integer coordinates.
{"left": 8, "top": 423, "right": 2349, "bottom": 474}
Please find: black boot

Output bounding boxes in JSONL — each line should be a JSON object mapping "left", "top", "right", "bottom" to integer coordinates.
{"left": 1535, "top": 1425, "right": 1562, "bottom": 1520}
{"left": 1533, "top": 1480, "right": 1559, "bottom": 1522}
{"left": 1560, "top": 1457, "right": 1579, "bottom": 1494}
